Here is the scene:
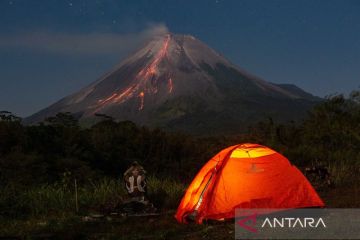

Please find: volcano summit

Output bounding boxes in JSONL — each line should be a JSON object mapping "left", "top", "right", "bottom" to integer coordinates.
{"left": 26, "top": 33, "right": 319, "bottom": 134}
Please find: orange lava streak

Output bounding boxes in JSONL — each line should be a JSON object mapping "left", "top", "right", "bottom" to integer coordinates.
{"left": 92, "top": 34, "right": 171, "bottom": 114}
{"left": 136, "top": 34, "right": 170, "bottom": 81}
{"left": 92, "top": 85, "right": 136, "bottom": 113}
{"left": 113, "top": 86, "right": 135, "bottom": 102}
{"left": 138, "top": 91, "right": 144, "bottom": 110}
{"left": 168, "top": 78, "right": 173, "bottom": 93}
{"left": 97, "top": 93, "right": 117, "bottom": 103}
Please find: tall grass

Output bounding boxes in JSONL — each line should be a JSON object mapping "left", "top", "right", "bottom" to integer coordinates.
{"left": 78, "top": 178, "right": 126, "bottom": 213}
{"left": 0, "top": 176, "right": 185, "bottom": 219}
{"left": 147, "top": 175, "right": 186, "bottom": 209}
{"left": 328, "top": 162, "right": 360, "bottom": 186}
{"left": 2, "top": 163, "right": 358, "bottom": 220}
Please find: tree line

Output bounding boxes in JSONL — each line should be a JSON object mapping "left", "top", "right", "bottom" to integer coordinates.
{"left": 0, "top": 91, "right": 359, "bottom": 187}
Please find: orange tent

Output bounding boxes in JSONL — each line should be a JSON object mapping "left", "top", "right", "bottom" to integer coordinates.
{"left": 175, "top": 143, "right": 324, "bottom": 223}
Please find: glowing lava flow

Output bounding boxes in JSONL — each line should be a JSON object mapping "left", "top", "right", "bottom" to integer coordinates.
{"left": 138, "top": 91, "right": 145, "bottom": 110}
{"left": 141, "top": 34, "right": 170, "bottom": 81}
{"left": 91, "top": 34, "right": 171, "bottom": 113}
{"left": 113, "top": 86, "right": 135, "bottom": 102}
{"left": 97, "top": 93, "right": 117, "bottom": 104}
{"left": 168, "top": 78, "right": 173, "bottom": 93}
{"left": 92, "top": 85, "right": 136, "bottom": 113}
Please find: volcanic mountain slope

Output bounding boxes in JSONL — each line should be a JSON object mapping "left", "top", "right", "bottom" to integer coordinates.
{"left": 26, "top": 33, "right": 320, "bottom": 134}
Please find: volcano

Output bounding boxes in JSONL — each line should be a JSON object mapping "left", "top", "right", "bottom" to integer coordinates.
{"left": 26, "top": 33, "right": 319, "bottom": 134}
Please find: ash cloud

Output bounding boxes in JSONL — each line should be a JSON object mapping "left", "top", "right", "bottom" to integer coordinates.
{"left": 0, "top": 23, "right": 168, "bottom": 56}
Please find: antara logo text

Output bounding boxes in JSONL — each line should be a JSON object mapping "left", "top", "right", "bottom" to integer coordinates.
{"left": 237, "top": 212, "right": 326, "bottom": 233}
{"left": 261, "top": 217, "right": 326, "bottom": 228}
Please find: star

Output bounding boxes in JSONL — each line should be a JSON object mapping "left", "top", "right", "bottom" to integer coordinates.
{"left": 9, "top": 1, "right": 13, "bottom": 5}
{"left": 68, "top": 2, "right": 73, "bottom": 7}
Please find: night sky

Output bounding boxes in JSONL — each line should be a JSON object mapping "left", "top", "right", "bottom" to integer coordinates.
{"left": 1, "top": 0, "right": 359, "bottom": 117}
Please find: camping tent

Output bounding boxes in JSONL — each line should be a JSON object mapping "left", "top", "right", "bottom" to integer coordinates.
{"left": 175, "top": 143, "right": 324, "bottom": 223}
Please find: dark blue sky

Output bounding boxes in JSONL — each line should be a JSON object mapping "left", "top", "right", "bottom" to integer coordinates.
{"left": 1, "top": 0, "right": 359, "bottom": 117}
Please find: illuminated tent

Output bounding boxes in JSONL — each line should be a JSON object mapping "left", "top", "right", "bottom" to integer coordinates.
{"left": 175, "top": 143, "right": 324, "bottom": 223}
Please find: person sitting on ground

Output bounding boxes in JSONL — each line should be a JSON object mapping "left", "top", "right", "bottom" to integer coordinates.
{"left": 123, "top": 161, "right": 147, "bottom": 203}
{"left": 121, "top": 161, "right": 157, "bottom": 214}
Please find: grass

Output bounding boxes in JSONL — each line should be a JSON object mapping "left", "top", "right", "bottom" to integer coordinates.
{"left": 0, "top": 175, "right": 186, "bottom": 217}
{"left": 328, "top": 162, "right": 360, "bottom": 186}
{"left": 147, "top": 175, "right": 186, "bottom": 209}
{"left": 1, "top": 173, "right": 359, "bottom": 239}
{"left": 0, "top": 175, "right": 188, "bottom": 239}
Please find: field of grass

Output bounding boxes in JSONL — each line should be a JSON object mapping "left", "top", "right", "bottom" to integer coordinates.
{"left": 0, "top": 176, "right": 188, "bottom": 238}
{"left": 1, "top": 172, "right": 359, "bottom": 239}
